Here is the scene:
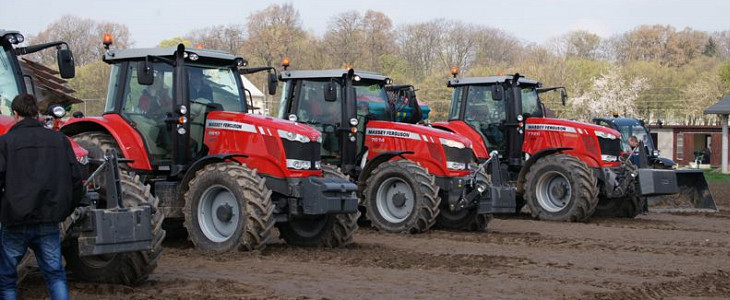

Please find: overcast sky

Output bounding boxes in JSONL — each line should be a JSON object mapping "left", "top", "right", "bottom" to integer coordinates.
{"left": 3, "top": 0, "right": 729, "bottom": 47}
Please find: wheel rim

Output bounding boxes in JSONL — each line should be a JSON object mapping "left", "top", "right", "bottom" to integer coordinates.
{"left": 198, "top": 185, "right": 240, "bottom": 243}
{"left": 375, "top": 177, "right": 415, "bottom": 224}
{"left": 535, "top": 171, "right": 572, "bottom": 213}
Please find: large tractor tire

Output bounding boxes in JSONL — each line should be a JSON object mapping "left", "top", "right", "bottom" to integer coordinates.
{"left": 62, "top": 172, "right": 165, "bottom": 285}
{"left": 362, "top": 160, "right": 440, "bottom": 234}
{"left": 435, "top": 168, "right": 492, "bottom": 231}
{"left": 524, "top": 154, "right": 598, "bottom": 222}
{"left": 593, "top": 196, "right": 642, "bottom": 218}
{"left": 183, "top": 162, "right": 274, "bottom": 252}
{"left": 277, "top": 165, "right": 359, "bottom": 247}
{"left": 72, "top": 131, "right": 123, "bottom": 164}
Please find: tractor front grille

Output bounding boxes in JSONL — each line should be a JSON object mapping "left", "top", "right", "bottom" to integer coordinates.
{"left": 282, "top": 140, "right": 321, "bottom": 170}
{"left": 598, "top": 137, "right": 621, "bottom": 157}
{"left": 442, "top": 145, "right": 475, "bottom": 164}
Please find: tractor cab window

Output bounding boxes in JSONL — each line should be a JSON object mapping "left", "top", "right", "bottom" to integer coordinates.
{"left": 0, "top": 47, "right": 20, "bottom": 115}
{"left": 121, "top": 61, "right": 174, "bottom": 163}
{"left": 292, "top": 80, "right": 343, "bottom": 160}
{"left": 464, "top": 85, "right": 506, "bottom": 150}
{"left": 448, "top": 86, "right": 464, "bottom": 120}
{"left": 521, "top": 87, "right": 542, "bottom": 117}
{"left": 187, "top": 65, "right": 244, "bottom": 113}
{"left": 618, "top": 125, "right": 654, "bottom": 152}
{"left": 354, "top": 81, "right": 389, "bottom": 121}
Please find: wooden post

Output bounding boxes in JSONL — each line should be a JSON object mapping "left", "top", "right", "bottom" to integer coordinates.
{"left": 723, "top": 114, "right": 729, "bottom": 174}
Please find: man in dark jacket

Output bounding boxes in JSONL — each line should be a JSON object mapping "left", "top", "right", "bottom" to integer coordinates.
{"left": 0, "top": 94, "right": 82, "bottom": 300}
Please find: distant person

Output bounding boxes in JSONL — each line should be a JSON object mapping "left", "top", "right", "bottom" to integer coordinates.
{"left": 189, "top": 68, "right": 212, "bottom": 101}
{"left": 138, "top": 74, "right": 171, "bottom": 117}
{"left": 628, "top": 135, "right": 640, "bottom": 166}
{"left": 702, "top": 147, "right": 711, "bottom": 164}
{"left": 0, "top": 94, "right": 82, "bottom": 300}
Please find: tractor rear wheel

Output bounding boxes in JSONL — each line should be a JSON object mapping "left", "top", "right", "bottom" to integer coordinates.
{"left": 435, "top": 168, "right": 491, "bottom": 231}
{"left": 62, "top": 172, "right": 165, "bottom": 285}
{"left": 593, "top": 196, "right": 642, "bottom": 218}
{"left": 183, "top": 162, "right": 274, "bottom": 252}
{"left": 524, "top": 154, "right": 598, "bottom": 222}
{"left": 277, "top": 165, "right": 359, "bottom": 247}
{"left": 363, "top": 160, "right": 440, "bottom": 234}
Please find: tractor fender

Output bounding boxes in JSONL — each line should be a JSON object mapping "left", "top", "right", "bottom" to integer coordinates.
{"left": 357, "top": 151, "right": 414, "bottom": 184}
{"left": 178, "top": 154, "right": 249, "bottom": 196}
{"left": 61, "top": 116, "right": 152, "bottom": 171}
{"left": 516, "top": 147, "right": 571, "bottom": 195}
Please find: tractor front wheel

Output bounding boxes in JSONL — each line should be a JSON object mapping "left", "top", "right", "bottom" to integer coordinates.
{"left": 363, "top": 160, "right": 440, "bottom": 234}
{"left": 183, "top": 162, "right": 274, "bottom": 252}
{"left": 435, "top": 168, "right": 492, "bottom": 231}
{"left": 524, "top": 154, "right": 598, "bottom": 222}
{"left": 277, "top": 165, "right": 359, "bottom": 247}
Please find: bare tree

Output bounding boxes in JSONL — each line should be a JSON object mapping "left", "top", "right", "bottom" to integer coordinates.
{"left": 361, "top": 10, "right": 394, "bottom": 71}
{"left": 186, "top": 25, "right": 246, "bottom": 55}
{"left": 244, "top": 3, "right": 305, "bottom": 67}
{"left": 324, "top": 10, "right": 364, "bottom": 68}
{"left": 396, "top": 20, "right": 445, "bottom": 81}
{"left": 28, "top": 15, "right": 133, "bottom": 66}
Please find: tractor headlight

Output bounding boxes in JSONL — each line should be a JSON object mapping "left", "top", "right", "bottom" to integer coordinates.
{"left": 440, "top": 137, "right": 465, "bottom": 149}
{"left": 278, "top": 129, "right": 311, "bottom": 143}
{"left": 14, "top": 34, "right": 24, "bottom": 43}
{"left": 314, "top": 161, "right": 321, "bottom": 170}
{"left": 652, "top": 150, "right": 660, "bottom": 157}
{"left": 179, "top": 105, "right": 187, "bottom": 115}
{"left": 51, "top": 105, "right": 66, "bottom": 118}
{"left": 595, "top": 131, "right": 618, "bottom": 140}
{"left": 349, "top": 118, "right": 359, "bottom": 126}
{"left": 446, "top": 161, "right": 467, "bottom": 170}
{"left": 77, "top": 155, "right": 89, "bottom": 165}
{"left": 601, "top": 154, "right": 618, "bottom": 162}
{"left": 286, "top": 159, "right": 311, "bottom": 170}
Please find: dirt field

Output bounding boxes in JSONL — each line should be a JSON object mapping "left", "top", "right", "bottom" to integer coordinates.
{"left": 18, "top": 183, "right": 730, "bottom": 299}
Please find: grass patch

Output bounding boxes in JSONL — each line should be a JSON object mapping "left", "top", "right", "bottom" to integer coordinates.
{"left": 701, "top": 169, "right": 730, "bottom": 182}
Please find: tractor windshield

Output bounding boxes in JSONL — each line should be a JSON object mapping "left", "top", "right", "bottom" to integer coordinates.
{"left": 0, "top": 47, "right": 21, "bottom": 115}
{"left": 355, "top": 81, "right": 390, "bottom": 121}
{"left": 617, "top": 124, "right": 655, "bottom": 152}
{"left": 187, "top": 65, "right": 245, "bottom": 113}
{"left": 521, "top": 86, "right": 542, "bottom": 117}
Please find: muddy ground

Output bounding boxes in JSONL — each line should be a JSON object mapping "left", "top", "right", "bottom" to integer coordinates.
{"left": 18, "top": 183, "right": 730, "bottom": 299}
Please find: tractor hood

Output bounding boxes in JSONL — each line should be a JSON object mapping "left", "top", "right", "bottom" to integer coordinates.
{"left": 367, "top": 120, "right": 473, "bottom": 148}
{"left": 206, "top": 111, "right": 322, "bottom": 142}
{"left": 527, "top": 118, "right": 621, "bottom": 139}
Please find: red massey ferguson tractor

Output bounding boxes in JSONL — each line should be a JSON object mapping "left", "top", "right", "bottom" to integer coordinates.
{"left": 277, "top": 66, "right": 491, "bottom": 233}
{"left": 60, "top": 40, "right": 359, "bottom": 252}
{"left": 432, "top": 72, "right": 680, "bottom": 221}
{"left": 0, "top": 29, "right": 163, "bottom": 285}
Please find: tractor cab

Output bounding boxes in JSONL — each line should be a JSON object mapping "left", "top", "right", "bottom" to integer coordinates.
{"left": 278, "top": 69, "right": 407, "bottom": 167}
{"left": 97, "top": 46, "right": 250, "bottom": 166}
{"left": 444, "top": 74, "right": 560, "bottom": 167}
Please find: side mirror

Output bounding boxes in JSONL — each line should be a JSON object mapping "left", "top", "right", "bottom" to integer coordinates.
{"left": 267, "top": 73, "right": 278, "bottom": 95}
{"left": 57, "top": 49, "right": 75, "bottom": 79}
{"left": 560, "top": 89, "right": 567, "bottom": 106}
{"left": 492, "top": 85, "right": 503, "bottom": 101}
{"left": 324, "top": 82, "right": 337, "bottom": 102}
{"left": 137, "top": 61, "right": 154, "bottom": 86}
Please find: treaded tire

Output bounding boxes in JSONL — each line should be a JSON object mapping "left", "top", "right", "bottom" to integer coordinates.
{"left": 435, "top": 168, "right": 492, "bottom": 231}
{"left": 277, "top": 165, "right": 359, "bottom": 247}
{"left": 183, "top": 162, "right": 274, "bottom": 252}
{"left": 62, "top": 172, "right": 165, "bottom": 285}
{"left": 593, "top": 196, "right": 642, "bottom": 218}
{"left": 524, "top": 154, "right": 598, "bottom": 222}
{"left": 363, "top": 160, "right": 440, "bottom": 234}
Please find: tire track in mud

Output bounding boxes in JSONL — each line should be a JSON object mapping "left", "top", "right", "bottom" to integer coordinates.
{"left": 20, "top": 273, "right": 293, "bottom": 300}
{"left": 578, "top": 270, "right": 730, "bottom": 300}
{"left": 164, "top": 243, "right": 534, "bottom": 276}
{"left": 409, "top": 229, "right": 730, "bottom": 257}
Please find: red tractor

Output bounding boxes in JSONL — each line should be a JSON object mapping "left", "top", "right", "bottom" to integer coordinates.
{"left": 60, "top": 38, "right": 359, "bottom": 252}
{"left": 277, "top": 64, "right": 490, "bottom": 233}
{"left": 0, "top": 29, "right": 163, "bottom": 285}
{"left": 432, "top": 71, "right": 680, "bottom": 221}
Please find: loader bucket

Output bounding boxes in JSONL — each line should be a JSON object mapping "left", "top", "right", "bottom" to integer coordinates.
{"left": 647, "top": 169, "right": 717, "bottom": 212}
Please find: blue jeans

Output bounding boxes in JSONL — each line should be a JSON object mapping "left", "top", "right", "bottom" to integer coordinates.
{"left": 0, "top": 223, "right": 68, "bottom": 300}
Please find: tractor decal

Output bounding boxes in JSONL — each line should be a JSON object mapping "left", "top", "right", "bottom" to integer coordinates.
{"left": 366, "top": 128, "right": 422, "bottom": 141}
{"left": 205, "top": 119, "right": 258, "bottom": 133}
{"left": 525, "top": 124, "right": 577, "bottom": 133}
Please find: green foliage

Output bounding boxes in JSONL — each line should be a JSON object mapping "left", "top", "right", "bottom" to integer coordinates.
{"left": 157, "top": 37, "right": 192, "bottom": 48}
{"left": 67, "top": 61, "right": 111, "bottom": 116}
{"left": 720, "top": 60, "right": 730, "bottom": 89}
